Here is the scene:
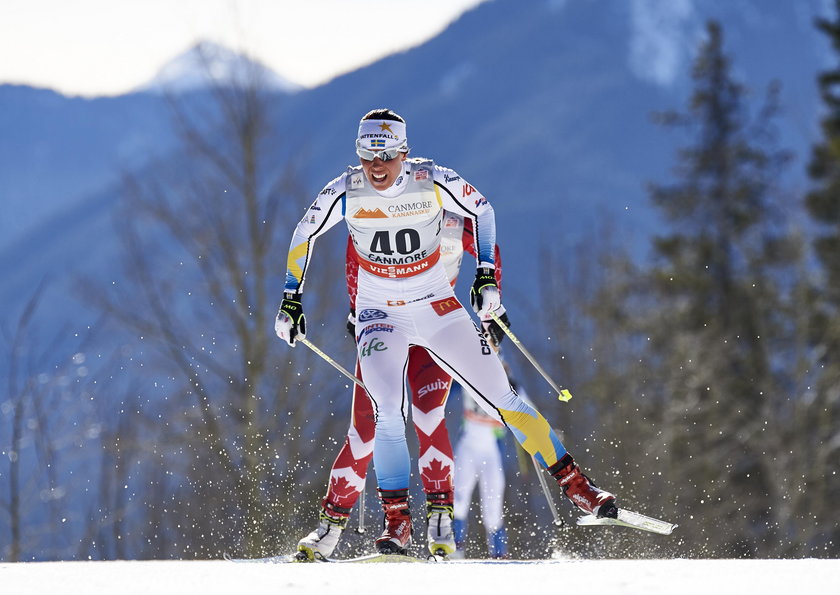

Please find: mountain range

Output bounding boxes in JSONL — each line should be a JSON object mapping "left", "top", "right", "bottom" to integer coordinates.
{"left": 137, "top": 40, "right": 302, "bottom": 95}
{"left": 0, "top": 0, "right": 832, "bottom": 350}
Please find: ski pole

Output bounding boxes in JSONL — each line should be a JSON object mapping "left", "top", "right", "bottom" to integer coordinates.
{"left": 299, "top": 336, "right": 369, "bottom": 532}
{"left": 299, "top": 338, "right": 366, "bottom": 390}
{"left": 356, "top": 478, "right": 366, "bottom": 534}
{"left": 533, "top": 456, "right": 565, "bottom": 527}
{"left": 488, "top": 311, "right": 572, "bottom": 402}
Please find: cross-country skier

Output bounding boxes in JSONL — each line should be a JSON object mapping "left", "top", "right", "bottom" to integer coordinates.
{"left": 451, "top": 364, "right": 511, "bottom": 558}
{"left": 276, "top": 108, "right": 618, "bottom": 556}
{"left": 296, "top": 216, "right": 505, "bottom": 560}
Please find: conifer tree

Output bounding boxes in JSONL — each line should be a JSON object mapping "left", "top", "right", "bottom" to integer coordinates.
{"left": 801, "top": 0, "right": 840, "bottom": 555}
{"left": 638, "top": 20, "right": 795, "bottom": 556}
{"left": 808, "top": 2, "right": 840, "bottom": 306}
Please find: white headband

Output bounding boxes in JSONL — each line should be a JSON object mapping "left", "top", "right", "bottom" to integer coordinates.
{"left": 357, "top": 119, "right": 407, "bottom": 151}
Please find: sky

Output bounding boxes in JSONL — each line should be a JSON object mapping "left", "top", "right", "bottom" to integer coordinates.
{"left": 1, "top": 559, "right": 838, "bottom": 594}
{"left": 0, "top": 0, "right": 487, "bottom": 97}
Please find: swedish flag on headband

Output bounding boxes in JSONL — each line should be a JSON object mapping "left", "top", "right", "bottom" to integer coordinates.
{"left": 370, "top": 139, "right": 386, "bottom": 148}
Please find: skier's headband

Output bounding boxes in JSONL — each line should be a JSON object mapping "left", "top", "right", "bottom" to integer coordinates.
{"left": 356, "top": 119, "right": 408, "bottom": 153}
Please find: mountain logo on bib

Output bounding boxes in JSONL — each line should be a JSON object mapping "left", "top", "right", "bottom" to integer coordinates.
{"left": 353, "top": 207, "right": 388, "bottom": 219}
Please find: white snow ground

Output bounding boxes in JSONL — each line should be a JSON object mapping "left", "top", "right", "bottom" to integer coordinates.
{"left": 1, "top": 558, "right": 837, "bottom": 594}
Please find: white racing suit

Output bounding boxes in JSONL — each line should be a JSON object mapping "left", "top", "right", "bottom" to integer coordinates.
{"left": 453, "top": 390, "right": 509, "bottom": 557}
{"left": 284, "top": 158, "right": 568, "bottom": 490}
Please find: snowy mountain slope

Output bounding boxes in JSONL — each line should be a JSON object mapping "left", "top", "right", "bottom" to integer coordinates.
{"left": 0, "top": 86, "right": 175, "bottom": 251}
{"left": 137, "top": 40, "right": 303, "bottom": 95}
{"left": 0, "top": 42, "right": 299, "bottom": 252}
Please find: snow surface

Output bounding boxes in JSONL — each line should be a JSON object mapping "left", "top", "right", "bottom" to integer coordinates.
{"left": 1, "top": 559, "right": 836, "bottom": 594}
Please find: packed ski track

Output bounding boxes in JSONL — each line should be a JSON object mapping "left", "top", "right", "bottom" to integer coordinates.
{"left": 1, "top": 558, "right": 837, "bottom": 594}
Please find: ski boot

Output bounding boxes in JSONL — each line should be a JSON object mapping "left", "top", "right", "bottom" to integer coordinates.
{"left": 549, "top": 453, "right": 618, "bottom": 518}
{"left": 374, "top": 488, "right": 413, "bottom": 555}
{"left": 487, "top": 526, "right": 508, "bottom": 559}
{"left": 296, "top": 501, "right": 350, "bottom": 561}
{"left": 426, "top": 491, "right": 456, "bottom": 557}
{"left": 450, "top": 517, "right": 467, "bottom": 559}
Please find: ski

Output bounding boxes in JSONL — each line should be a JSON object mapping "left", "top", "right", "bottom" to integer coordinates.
{"left": 314, "top": 552, "right": 431, "bottom": 563}
{"left": 223, "top": 552, "right": 296, "bottom": 563}
{"left": 576, "top": 508, "right": 677, "bottom": 535}
{"left": 224, "top": 551, "right": 436, "bottom": 563}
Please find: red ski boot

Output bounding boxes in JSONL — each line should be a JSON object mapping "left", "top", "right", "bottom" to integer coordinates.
{"left": 375, "top": 488, "right": 413, "bottom": 554}
{"left": 549, "top": 453, "right": 617, "bottom": 518}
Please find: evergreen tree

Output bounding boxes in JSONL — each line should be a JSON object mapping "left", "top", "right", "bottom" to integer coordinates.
{"left": 636, "top": 21, "right": 796, "bottom": 557}
{"left": 809, "top": 2, "right": 840, "bottom": 306}
{"left": 802, "top": 0, "right": 840, "bottom": 555}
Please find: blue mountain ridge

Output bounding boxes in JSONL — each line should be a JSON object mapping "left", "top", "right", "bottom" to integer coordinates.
{"left": 0, "top": 0, "right": 830, "bottom": 352}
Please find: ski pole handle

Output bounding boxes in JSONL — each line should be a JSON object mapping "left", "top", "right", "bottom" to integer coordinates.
{"left": 488, "top": 311, "right": 572, "bottom": 402}
{"left": 299, "top": 338, "right": 366, "bottom": 391}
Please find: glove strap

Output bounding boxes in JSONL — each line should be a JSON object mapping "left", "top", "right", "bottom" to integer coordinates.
{"left": 281, "top": 292, "right": 304, "bottom": 323}
{"left": 474, "top": 267, "right": 496, "bottom": 289}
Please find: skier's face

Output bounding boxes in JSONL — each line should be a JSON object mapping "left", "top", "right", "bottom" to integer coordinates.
{"left": 360, "top": 151, "right": 406, "bottom": 191}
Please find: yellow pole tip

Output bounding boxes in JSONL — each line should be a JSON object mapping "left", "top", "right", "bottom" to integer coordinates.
{"left": 558, "top": 389, "right": 573, "bottom": 402}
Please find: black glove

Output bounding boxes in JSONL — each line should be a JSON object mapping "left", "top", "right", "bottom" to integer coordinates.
{"left": 275, "top": 292, "right": 306, "bottom": 346}
{"left": 470, "top": 267, "right": 500, "bottom": 315}
{"left": 346, "top": 309, "right": 357, "bottom": 339}
{"left": 482, "top": 310, "right": 510, "bottom": 347}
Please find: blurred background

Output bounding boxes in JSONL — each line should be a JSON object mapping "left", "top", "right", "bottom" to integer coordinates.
{"left": 1, "top": 0, "right": 839, "bottom": 561}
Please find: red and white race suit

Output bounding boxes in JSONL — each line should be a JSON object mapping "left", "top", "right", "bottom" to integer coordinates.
{"left": 322, "top": 212, "right": 501, "bottom": 514}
